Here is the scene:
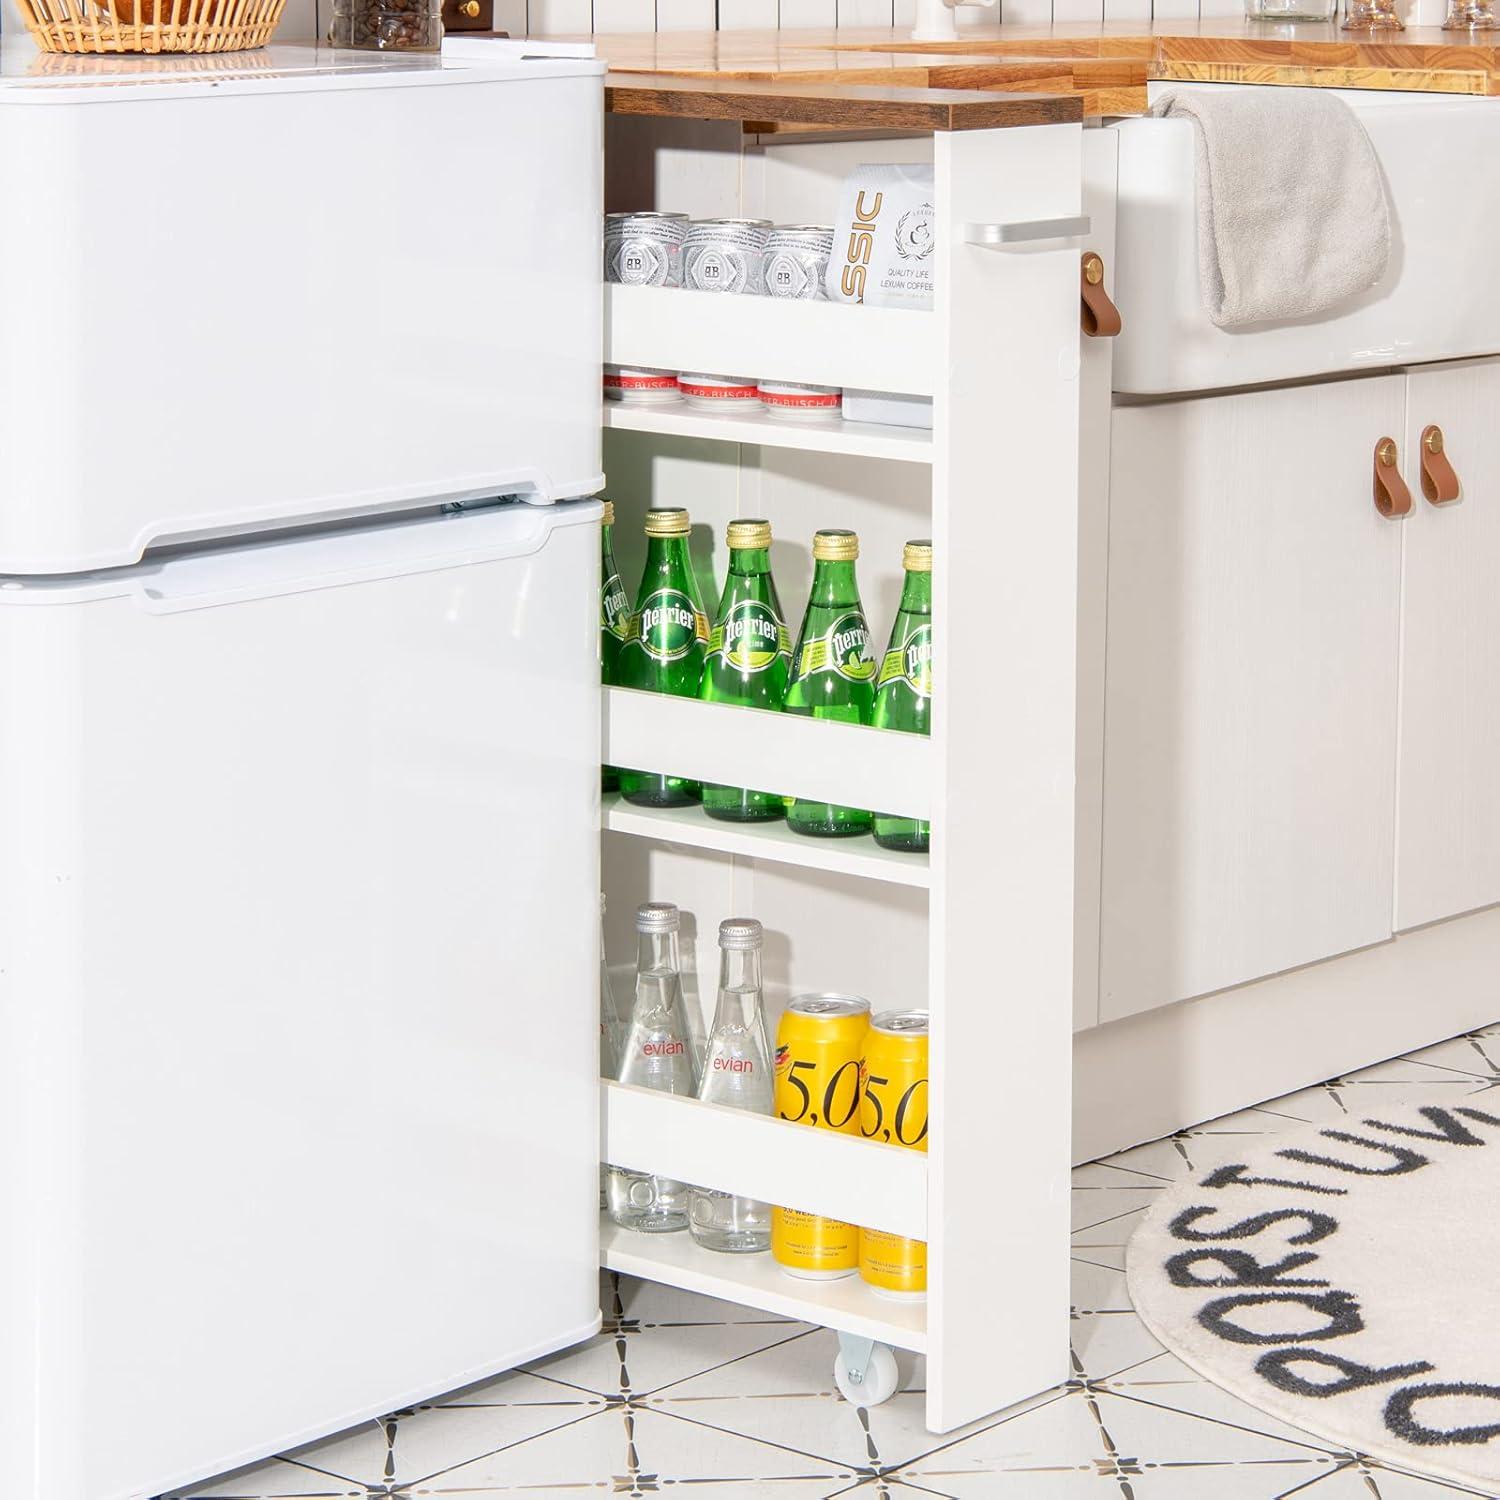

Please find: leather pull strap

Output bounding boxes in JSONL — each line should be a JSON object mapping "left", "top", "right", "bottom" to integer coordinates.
{"left": 1080, "top": 251, "right": 1122, "bottom": 338}
{"left": 1373, "top": 436, "right": 1413, "bottom": 519}
{"left": 1420, "top": 424, "right": 1460, "bottom": 505}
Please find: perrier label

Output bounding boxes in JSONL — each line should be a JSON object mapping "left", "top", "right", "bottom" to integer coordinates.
{"left": 872, "top": 541, "right": 933, "bottom": 853}
{"left": 783, "top": 529, "right": 876, "bottom": 838}
{"left": 616, "top": 507, "right": 711, "bottom": 808}
{"left": 700, "top": 519, "right": 791, "bottom": 823}
{"left": 599, "top": 499, "right": 632, "bottom": 795}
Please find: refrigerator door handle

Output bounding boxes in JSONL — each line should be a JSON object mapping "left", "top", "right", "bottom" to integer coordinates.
{"left": 130, "top": 502, "right": 601, "bottom": 614}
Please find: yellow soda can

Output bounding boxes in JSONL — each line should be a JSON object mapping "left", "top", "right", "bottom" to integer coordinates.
{"left": 772, "top": 993, "right": 870, "bottom": 1280}
{"left": 858, "top": 1009, "right": 929, "bottom": 1301}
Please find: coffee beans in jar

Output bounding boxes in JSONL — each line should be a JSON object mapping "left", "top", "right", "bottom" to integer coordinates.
{"left": 330, "top": 0, "right": 440, "bottom": 50}
{"left": 764, "top": 226, "right": 835, "bottom": 301}
{"left": 683, "top": 219, "right": 772, "bottom": 295}
{"left": 605, "top": 212, "right": 689, "bottom": 288}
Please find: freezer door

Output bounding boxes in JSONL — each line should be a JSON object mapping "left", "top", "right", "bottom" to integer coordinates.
{"left": 0, "top": 502, "right": 602, "bottom": 1500}
{"left": 0, "top": 53, "right": 605, "bottom": 573}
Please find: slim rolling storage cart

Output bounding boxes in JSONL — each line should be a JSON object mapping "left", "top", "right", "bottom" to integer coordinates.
{"left": 596, "top": 111, "right": 1087, "bottom": 1433}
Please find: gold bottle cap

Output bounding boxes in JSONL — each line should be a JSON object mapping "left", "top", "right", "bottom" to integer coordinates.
{"left": 644, "top": 507, "right": 691, "bottom": 537}
{"left": 600, "top": 499, "right": 615, "bottom": 526}
{"left": 726, "top": 518, "right": 772, "bottom": 550}
{"left": 903, "top": 540, "right": 933, "bottom": 572}
{"left": 812, "top": 528, "right": 859, "bottom": 562}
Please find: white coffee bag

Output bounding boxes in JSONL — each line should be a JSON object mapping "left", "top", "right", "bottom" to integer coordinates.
{"left": 824, "top": 164, "right": 936, "bottom": 310}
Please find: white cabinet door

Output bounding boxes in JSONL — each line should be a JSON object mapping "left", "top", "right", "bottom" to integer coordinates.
{"left": 1396, "top": 357, "right": 1500, "bottom": 931}
{"left": 1100, "top": 376, "right": 1406, "bottom": 1023}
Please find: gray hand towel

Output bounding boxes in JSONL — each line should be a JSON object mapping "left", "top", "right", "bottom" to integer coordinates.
{"left": 1150, "top": 87, "right": 1392, "bottom": 330}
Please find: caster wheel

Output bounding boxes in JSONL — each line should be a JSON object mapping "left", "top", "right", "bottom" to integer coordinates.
{"left": 833, "top": 1341, "right": 899, "bottom": 1407}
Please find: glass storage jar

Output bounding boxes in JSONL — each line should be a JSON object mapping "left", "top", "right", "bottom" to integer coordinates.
{"left": 1343, "top": 0, "right": 1404, "bottom": 28}
{"left": 1245, "top": 0, "right": 1337, "bottom": 19}
{"left": 330, "top": 0, "right": 440, "bottom": 50}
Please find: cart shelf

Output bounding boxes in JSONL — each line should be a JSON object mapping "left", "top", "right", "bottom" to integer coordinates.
{"left": 603, "top": 401, "right": 932, "bottom": 465}
{"left": 603, "top": 793, "right": 930, "bottom": 888}
{"left": 597, "top": 120, "right": 1083, "bottom": 1436}
{"left": 602, "top": 1080, "right": 927, "bottom": 1240}
{"left": 600, "top": 1218, "right": 928, "bottom": 1353}
{"left": 604, "top": 687, "right": 932, "bottom": 824}
{"left": 606, "top": 284, "right": 936, "bottom": 398}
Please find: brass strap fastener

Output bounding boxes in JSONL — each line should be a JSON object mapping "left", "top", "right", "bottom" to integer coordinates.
{"left": 1080, "top": 252, "right": 1122, "bottom": 339}
{"left": 1420, "top": 423, "right": 1460, "bottom": 505}
{"left": 1374, "top": 436, "right": 1413, "bottom": 519}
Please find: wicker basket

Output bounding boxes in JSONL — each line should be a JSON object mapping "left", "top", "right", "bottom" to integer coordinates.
{"left": 17, "top": 0, "right": 287, "bottom": 53}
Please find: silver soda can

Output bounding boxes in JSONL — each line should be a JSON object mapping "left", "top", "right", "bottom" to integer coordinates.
{"left": 683, "top": 218, "right": 773, "bottom": 296}
{"left": 604, "top": 211, "right": 689, "bottom": 288}
{"left": 764, "top": 225, "right": 834, "bottom": 301}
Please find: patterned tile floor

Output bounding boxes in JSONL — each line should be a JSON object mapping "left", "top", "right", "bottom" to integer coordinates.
{"left": 170, "top": 1025, "right": 1500, "bottom": 1500}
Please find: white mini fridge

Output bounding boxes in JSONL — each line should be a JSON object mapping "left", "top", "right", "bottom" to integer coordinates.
{"left": 0, "top": 39, "right": 607, "bottom": 1500}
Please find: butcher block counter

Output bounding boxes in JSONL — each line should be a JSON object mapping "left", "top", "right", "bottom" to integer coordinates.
{"left": 593, "top": 20, "right": 1500, "bottom": 125}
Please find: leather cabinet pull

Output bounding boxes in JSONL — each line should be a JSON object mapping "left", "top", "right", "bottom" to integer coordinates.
{"left": 1420, "top": 424, "right": 1460, "bottom": 505}
{"left": 1080, "top": 252, "right": 1122, "bottom": 338}
{"left": 1373, "top": 436, "right": 1413, "bottom": 519}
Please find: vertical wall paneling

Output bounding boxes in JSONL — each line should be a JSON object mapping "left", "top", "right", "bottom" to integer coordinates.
{"left": 492, "top": 0, "right": 528, "bottom": 31}
{"left": 1102, "top": 0, "right": 1150, "bottom": 19}
{"left": 717, "top": 0, "right": 780, "bottom": 23}
{"left": 892, "top": 0, "right": 916, "bottom": 26}
{"left": 997, "top": 0, "right": 1055, "bottom": 23}
{"left": 780, "top": 0, "right": 840, "bottom": 25}
{"left": 596, "top": 0, "right": 657, "bottom": 28}
{"left": 838, "top": 0, "right": 895, "bottom": 24}
{"left": 1051, "top": 0, "right": 1103, "bottom": 21}
{"left": 1149, "top": 0, "right": 1201, "bottom": 19}
{"left": 530, "top": 0, "right": 594, "bottom": 30}
{"left": 996, "top": 0, "right": 1056, "bottom": 22}
{"left": 656, "top": 0, "right": 717, "bottom": 26}
{"left": 1196, "top": 0, "right": 1243, "bottom": 16}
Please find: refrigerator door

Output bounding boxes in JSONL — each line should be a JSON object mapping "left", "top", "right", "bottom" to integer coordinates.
{"left": 0, "top": 501, "right": 602, "bottom": 1500}
{"left": 0, "top": 45, "right": 604, "bottom": 574}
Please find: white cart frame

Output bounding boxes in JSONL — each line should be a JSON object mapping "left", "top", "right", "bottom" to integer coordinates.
{"left": 598, "top": 118, "right": 1085, "bottom": 1434}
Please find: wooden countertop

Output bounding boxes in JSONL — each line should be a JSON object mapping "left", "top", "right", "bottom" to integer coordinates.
{"left": 585, "top": 21, "right": 1500, "bottom": 128}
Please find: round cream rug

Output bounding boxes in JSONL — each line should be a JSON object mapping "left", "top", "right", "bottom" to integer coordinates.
{"left": 1126, "top": 1092, "right": 1500, "bottom": 1493}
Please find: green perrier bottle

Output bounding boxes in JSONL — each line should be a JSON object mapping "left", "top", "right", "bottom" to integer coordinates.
{"left": 700, "top": 519, "right": 791, "bottom": 822}
{"left": 617, "top": 507, "right": 710, "bottom": 808}
{"left": 784, "top": 529, "right": 876, "bottom": 838}
{"left": 599, "top": 499, "right": 632, "bottom": 795}
{"left": 872, "top": 541, "right": 933, "bottom": 853}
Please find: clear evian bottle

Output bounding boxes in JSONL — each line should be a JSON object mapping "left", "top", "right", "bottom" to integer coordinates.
{"left": 688, "top": 918, "right": 774, "bottom": 1253}
{"left": 608, "top": 902, "right": 698, "bottom": 1233}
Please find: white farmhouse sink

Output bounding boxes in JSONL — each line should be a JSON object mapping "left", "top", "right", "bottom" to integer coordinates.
{"left": 1109, "top": 83, "right": 1500, "bottom": 395}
